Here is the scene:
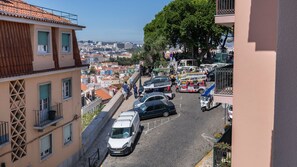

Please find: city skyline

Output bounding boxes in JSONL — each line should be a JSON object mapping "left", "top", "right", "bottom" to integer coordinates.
{"left": 26, "top": 0, "right": 172, "bottom": 42}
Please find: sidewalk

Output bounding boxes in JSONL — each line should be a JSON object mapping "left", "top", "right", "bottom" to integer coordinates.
{"left": 195, "top": 150, "right": 213, "bottom": 167}
{"left": 76, "top": 77, "right": 149, "bottom": 167}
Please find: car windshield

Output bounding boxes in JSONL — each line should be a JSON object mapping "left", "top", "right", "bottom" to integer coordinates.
{"left": 111, "top": 127, "right": 131, "bottom": 139}
{"left": 179, "top": 62, "right": 186, "bottom": 67}
{"left": 139, "top": 94, "right": 148, "bottom": 102}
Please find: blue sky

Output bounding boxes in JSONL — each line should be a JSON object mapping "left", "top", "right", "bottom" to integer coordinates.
{"left": 26, "top": 0, "right": 171, "bottom": 43}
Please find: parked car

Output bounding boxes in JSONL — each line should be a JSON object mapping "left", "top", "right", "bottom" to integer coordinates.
{"left": 140, "top": 86, "right": 175, "bottom": 100}
{"left": 133, "top": 92, "right": 168, "bottom": 108}
{"left": 143, "top": 76, "right": 171, "bottom": 88}
{"left": 133, "top": 100, "right": 176, "bottom": 120}
{"left": 107, "top": 111, "right": 141, "bottom": 156}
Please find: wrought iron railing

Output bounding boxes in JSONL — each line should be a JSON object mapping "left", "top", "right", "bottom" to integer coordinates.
{"left": 216, "top": 0, "right": 235, "bottom": 15}
{"left": 88, "top": 148, "right": 100, "bottom": 167}
{"left": 34, "top": 103, "right": 63, "bottom": 128}
{"left": 215, "top": 67, "right": 233, "bottom": 95}
{"left": 0, "top": 0, "right": 78, "bottom": 24}
{"left": 0, "top": 121, "right": 9, "bottom": 145}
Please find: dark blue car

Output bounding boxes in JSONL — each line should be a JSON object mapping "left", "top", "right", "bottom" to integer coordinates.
{"left": 133, "top": 100, "right": 176, "bottom": 120}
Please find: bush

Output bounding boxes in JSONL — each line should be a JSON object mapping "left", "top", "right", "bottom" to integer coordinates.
{"left": 82, "top": 105, "right": 105, "bottom": 130}
{"left": 214, "top": 132, "right": 223, "bottom": 139}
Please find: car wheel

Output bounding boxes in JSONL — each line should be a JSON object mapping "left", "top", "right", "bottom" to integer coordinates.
{"left": 199, "top": 89, "right": 205, "bottom": 94}
{"left": 201, "top": 107, "right": 206, "bottom": 112}
{"left": 139, "top": 125, "right": 142, "bottom": 133}
{"left": 163, "top": 112, "right": 169, "bottom": 117}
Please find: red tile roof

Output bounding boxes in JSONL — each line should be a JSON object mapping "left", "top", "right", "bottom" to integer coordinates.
{"left": 95, "top": 88, "right": 112, "bottom": 101}
{"left": 81, "top": 84, "right": 88, "bottom": 91}
{"left": 0, "top": 0, "right": 83, "bottom": 27}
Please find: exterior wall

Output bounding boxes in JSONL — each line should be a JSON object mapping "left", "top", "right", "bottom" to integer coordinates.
{"left": 31, "top": 25, "right": 76, "bottom": 71}
{"left": 32, "top": 25, "right": 55, "bottom": 71}
{"left": 232, "top": 0, "right": 277, "bottom": 166}
{"left": 273, "top": 1, "right": 297, "bottom": 166}
{"left": 0, "top": 70, "right": 82, "bottom": 167}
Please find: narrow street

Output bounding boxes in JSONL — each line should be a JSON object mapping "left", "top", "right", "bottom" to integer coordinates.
{"left": 103, "top": 92, "right": 226, "bottom": 167}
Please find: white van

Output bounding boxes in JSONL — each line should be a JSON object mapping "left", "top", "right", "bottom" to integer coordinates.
{"left": 107, "top": 111, "right": 141, "bottom": 155}
{"left": 177, "top": 59, "right": 199, "bottom": 72}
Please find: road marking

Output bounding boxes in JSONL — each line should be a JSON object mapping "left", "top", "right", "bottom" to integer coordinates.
{"left": 180, "top": 104, "right": 182, "bottom": 108}
{"left": 201, "top": 133, "right": 216, "bottom": 143}
{"left": 143, "top": 113, "right": 181, "bottom": 135}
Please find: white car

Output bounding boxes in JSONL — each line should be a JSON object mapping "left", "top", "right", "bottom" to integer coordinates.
{"left": 107, "top": 111, "right": 141, "bottom": 155}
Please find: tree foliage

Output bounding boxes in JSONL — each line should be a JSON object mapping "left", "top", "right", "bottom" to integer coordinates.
{"left": 143, "top": 0, "right": 228, "bottom": 61}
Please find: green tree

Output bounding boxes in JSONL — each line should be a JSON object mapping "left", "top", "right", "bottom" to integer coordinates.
{"left": 143, "top": 0, "right": 229, "bottom": 62}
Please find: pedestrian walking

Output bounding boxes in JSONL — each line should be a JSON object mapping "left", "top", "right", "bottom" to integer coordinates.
{"left": 133, "top": 84, "right": 138, "bottom": 99}
{"left": 122, "top": 81, "right": 129, "bottom": 100}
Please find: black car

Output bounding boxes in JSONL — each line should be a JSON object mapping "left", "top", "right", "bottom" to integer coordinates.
{"left": 143, "top": 76, "right": 170, "bottom": 86}
{"left": 133, "top": 100, "right": 176, "bottom": 120}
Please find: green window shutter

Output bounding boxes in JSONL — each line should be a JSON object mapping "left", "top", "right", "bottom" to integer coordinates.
{"left": 62, "top": 33, "right": 70, "bottom": 47}
{"left": 38, "top": 31, "right": 49, "bottom": 45}
{"left": 40, "top": 84, "right": 50, "bottom": 99}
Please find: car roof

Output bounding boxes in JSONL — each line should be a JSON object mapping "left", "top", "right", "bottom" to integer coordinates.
{"left": 113, "top": 121, "right": 131, "bottom": 128}
{"left": 144, "top": 100, "right": 165, "bottom": 106}
{"left": 113, "top": 111, "right": 137, "bottom": 128}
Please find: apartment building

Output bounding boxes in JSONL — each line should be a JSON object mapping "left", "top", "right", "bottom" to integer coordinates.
{"left": 0, "top": 0, "right": 85, "bottom": 167}
{"left": 214, "top": 0, "right": 297, "bottom": 166}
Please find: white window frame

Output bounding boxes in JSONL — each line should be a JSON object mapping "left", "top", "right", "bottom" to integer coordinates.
{"left": 63, "top": 123, "right": 72, "bottom": 145}
{"left": 37, "top": 30, "right": 51, "bottom": 55}
{"left": 62, "top": 78, "right": 72, "bottom": 100}
{"left": 61, "top": 32, "right": 72, "bottom": 53}
{"left": 40, "top": 134, "right": 52, "bottom": 160}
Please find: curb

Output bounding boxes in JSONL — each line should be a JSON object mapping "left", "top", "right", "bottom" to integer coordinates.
{"left": 195, "top": 150, "right": 213, "bottom": 167}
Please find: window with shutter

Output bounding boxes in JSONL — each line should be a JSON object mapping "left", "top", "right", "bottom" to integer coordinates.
{"left": 38, "top": 31, "right": 49, "bottom": 54}
{"left": 63, "top": 124, "right": 72, "bottom": 145}
{"left": 40, "top": 134, "right": 52, "bottom": 159}
{"left": 62, "top": 33, "right": 71, "bottom": 52}
{"left": 62, "top": 78, "right": 72, "bottom": 99}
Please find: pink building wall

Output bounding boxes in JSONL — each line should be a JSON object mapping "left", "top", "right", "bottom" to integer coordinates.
{"left": 232, "top": 0, "right": 277, "bottom": 166}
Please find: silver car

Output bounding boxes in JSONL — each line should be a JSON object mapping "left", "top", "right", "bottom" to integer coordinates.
{"left": 133, "top": 92, "right": 168, "bottom": 108}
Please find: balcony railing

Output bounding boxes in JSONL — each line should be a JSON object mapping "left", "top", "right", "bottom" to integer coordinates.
{"left": 215, "top": 67, "right": 233, "bottom": 95}
{"left": 0, "top": 121, "right": 9, "bottom": 146}
{"left": 34, "top": 103, "right": 63, "bottom": 130}
{"left": 216, "top": 0, "right": 235, "bottom": 15}
{"left": 0, "top": 0, "right": 78, "bottom": 24}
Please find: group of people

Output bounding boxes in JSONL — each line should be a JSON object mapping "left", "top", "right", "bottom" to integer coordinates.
{"left": 122, "top": 81, "right": 138, "bottom": 100}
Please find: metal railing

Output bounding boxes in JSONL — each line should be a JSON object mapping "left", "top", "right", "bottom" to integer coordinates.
{"left": 0, "top": 0, "right": 78, "bottom": 24}
{"left": 216, "top": 0, "right": 235, "bottom": 15}
{"left": 88, "top": 148, "right": 100, "bottom": 167}
{"left": 215, "top": 68, "right": 233, "bottom": 95}
{"left": 34, "top": 103, "right": 63, "bottom": 128}
{"left": 0, "top": 121, "right": 9, "bottom": 145}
